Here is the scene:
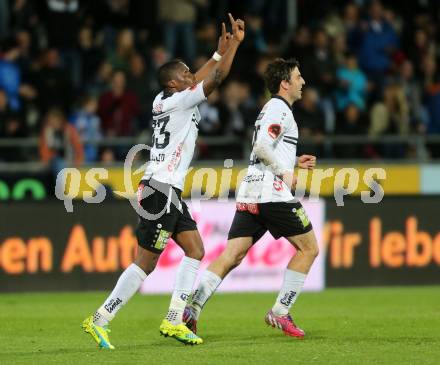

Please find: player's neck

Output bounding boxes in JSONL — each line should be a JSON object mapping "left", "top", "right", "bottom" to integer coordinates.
{"left": 274, "top": 92, "right": 294, "bottom": 108}
{"left": 163, "top": 88, "right": 176, "bottom": 98}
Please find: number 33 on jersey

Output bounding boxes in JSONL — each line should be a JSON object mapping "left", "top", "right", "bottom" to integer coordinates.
{"left": 143, "top": 82, "right": 207, "bottom": 190}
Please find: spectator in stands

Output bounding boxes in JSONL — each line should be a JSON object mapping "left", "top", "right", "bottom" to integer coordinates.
{"left": 35, "top": 48, "right": 73, "bottom": 113}
{"left": 242, "top": 13, "right": 267, "bottom": 55}
{"left": 46, "top": 0, "right": 81, "bottom": 88}
{"left": 218, "top": 80, "right": 254, "bottom": 137}
{"left": 370, "top": 83, "right": 409, "bottom": 135}
{"left": 0, "top": 88, "right": 11, "bottom": 121}
{"left": 39, "top": 107, "right": 83, "bottom": 174}
{"left": 334, "top": 104, "right": 367, "bottom": 158}
{"left": 293, "top": 87, "right": 325, "bottom": 157}
{"left": 70, "top": 95, "right": 101, "bottom": 163}
{"left": 87, "top": 61, "right": 113, "bottom": 97}
{"left": 335, "top": 52, "right": 367, "bottom": 112}
{"left": 283, "top": 25, "right": 311, "bottom": 64}
{"left": 0, "top": 113, "right": 27, "bottom": 162}
{"left": 198, "top": 89, "right": 221, "bottom": 136}
{"left": 78, "top": 26, "right": 103, "bottom": 91}
{"left": 406, "top": 28, "right": 435, "bottom": 79}
{"left": 196, "top": 22, "right": 219, "bottom": 56}
{"left": 9, "top": 0, "right": 39, "bottom": 36}
{"left": 358, "top": 0, "right": 399, "bottom": 97}
{"left": 248, "top": 55, "right": 271, "bottom": 105}
{"left": 158, "top": 0, "right": 207, "bottom": 65}
{"left": 332, "top": 32, "right": 348, "bottom": 66}
{"left": 420, "top": 55, "right": 440, "bottom": 157}
{"left": 369, "top": 83, "right": 409, "bottom": 157}
{"left": 0, "top": 0, "right": 8, "bottom": 42}
{"left": 338, "top": 103, "right": 367, "bottom": 135}
{"left": 394, "top": 60, "right": 426, "bottom": 132}
{"left": 106, "top": 28, "right": 136, "bottom": 73}
{"left": 302, "top": 28, "right": 337, "bottom": 133}
{"left": 0, "top": 40, "right": 32, "bottom": 111}
{"left": 342, "top": 2, "right": 363, "bottom": 54}
{"left": 126, "top": 53, "right": 155, "bottom": 128}
{"left": 98, "top": 70, "right": 139, "bottom": 137}
{"left": 14, "top": 30, "right": 34, "bottom": 76}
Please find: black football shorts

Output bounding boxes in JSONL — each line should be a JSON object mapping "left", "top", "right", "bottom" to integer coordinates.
{"left": 135, "top": 179, "right": 197, "bottom": 254}
{"left": 227, "top": 201, "right": 313, "bottom": 243}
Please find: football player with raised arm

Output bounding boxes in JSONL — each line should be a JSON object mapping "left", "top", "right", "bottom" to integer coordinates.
{"left": 82, "top": 14, "right": 245, "bottom": 348}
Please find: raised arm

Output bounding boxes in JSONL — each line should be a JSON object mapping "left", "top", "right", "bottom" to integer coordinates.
{"left": 195, "top": 22, "right": 231, "bottom": 83}
{"left": 202, "top": 13, "right": 245, "bottom": 97}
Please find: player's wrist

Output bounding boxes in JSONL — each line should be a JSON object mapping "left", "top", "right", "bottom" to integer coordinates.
{"left": 212, "top": 51, "right": 222, "bottom": 61}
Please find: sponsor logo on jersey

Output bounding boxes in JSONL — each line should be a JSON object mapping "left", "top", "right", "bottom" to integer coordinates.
{"left": 280, "top": 291, "right": 297, "bottom": 306}
{"left": 167, "top": 143, "right": 183, "bottom": 172}
{"left": 105, "top": 298, "right": 123, "bottom": 314}
{"left": 153, "top": 103, "right": 163, "bottom": 115}
{"left": 268, "top": 124, "right": 281, "bottom": 139}
{"left": 243, "top": 173, "right": 265, "bottom": 183}
{"left": 180, "top": 293, "right": 189, "bottom": 301}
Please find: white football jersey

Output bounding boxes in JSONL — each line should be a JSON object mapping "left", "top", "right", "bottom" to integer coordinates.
{"left": 142, "top": 82, "right": 206, "bottom": 190}
{"left": 236, "top": 96, "right": 298, "bottom": 203}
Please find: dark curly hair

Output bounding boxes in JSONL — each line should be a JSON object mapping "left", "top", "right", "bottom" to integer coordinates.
{"left": 264, "top": 58, "right": 300, "bottom": 94}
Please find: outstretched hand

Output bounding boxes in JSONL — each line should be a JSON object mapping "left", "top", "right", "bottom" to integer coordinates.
{"left": 217, "top": 22, "right": 232, "bottom": 55}
{"left": 228, "top": 13, "right": 245, "bottom": 43}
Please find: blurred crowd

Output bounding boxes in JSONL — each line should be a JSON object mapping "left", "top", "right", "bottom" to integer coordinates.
{"left": 0, "top": 0, "right": 440, "bottom": 168}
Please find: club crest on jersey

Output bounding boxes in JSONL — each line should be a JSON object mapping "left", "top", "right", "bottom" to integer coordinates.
{"left": 268, "top": 124, "right": 281, "bottom": 139}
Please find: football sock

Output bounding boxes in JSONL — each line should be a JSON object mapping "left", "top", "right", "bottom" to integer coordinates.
{"left": 165, "top": 256, "right": 200, "bottom": 325}
{"left": 93, "top": 263, "right": 147, "bottom": 326}
{"left": 272, "top": 269, "right": 306, "bottom": 316}
{"left": 190, "top": 270, "right": 222, "bottom": 320}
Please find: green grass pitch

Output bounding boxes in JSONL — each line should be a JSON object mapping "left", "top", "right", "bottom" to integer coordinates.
{"left": 1, "top": 287, "right": 439, "bottom": 365}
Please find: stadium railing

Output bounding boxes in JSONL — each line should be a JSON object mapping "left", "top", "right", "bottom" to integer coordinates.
{"left": 1, "top": 134, "right": 440, "bottom": 171}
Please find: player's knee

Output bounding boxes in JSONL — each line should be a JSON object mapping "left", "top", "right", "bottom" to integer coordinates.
{"left": 186, "top": 245, "right": 205, "bottom": 261}
{"left": 306, "top": 241, "right": 319, "bottom": 259}
{"left": 134, "top": 257, "right": 158, "bottom": 275}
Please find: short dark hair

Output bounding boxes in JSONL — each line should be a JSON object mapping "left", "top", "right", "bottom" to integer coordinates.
{"left": 157, "top": 59, "right": 184, "bottom": 89}
{"left": 264, "top": 58, "right": 300, "bottom": 94}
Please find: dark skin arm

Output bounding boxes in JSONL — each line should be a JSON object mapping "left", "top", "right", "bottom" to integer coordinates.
{"left": 202, "top": 13, "right": 245, "bottom": 97}
{"left": 195, "top": 22, "right": 232, "bottom": 83}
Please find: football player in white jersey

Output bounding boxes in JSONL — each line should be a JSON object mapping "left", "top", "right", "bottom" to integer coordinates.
{"left": 184, "top": 58, "right": 319, "bottom": 339}
{"left": 82, "top": 14, "right": 245, "bottom": 348}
